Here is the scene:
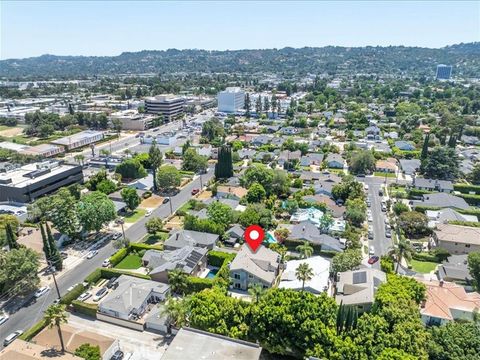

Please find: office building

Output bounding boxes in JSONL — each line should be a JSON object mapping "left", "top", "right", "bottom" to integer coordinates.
{"left": 144, "top": 95, "right": 185, "bottom": 121}
{"left": 110, "top": 110, "right": 156, "bottom": 130}
{"left": 436, "top": 64, "right": 452, "bottom": 80}
{"left": 51, "top": 130, "right": 104, "bottom": 151}
{"left": 217, "top": 87, "right": 245, "bottom": 113}
{"left": 0, "top": 161, "right": 83, "bottom": 203}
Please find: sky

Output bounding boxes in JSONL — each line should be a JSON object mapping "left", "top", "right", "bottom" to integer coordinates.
{"left": 1, "top": 1, "right": 479, "bottom": 60}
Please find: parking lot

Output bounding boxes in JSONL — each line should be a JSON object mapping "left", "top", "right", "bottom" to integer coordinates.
{"left": 68, "top": 314, "right": 167, "bottom": 360}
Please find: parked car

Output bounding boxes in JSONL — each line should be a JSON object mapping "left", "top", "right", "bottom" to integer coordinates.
{"left": 93, "top": 287, "right": 108, "bottom": 302}
{"left": 102, "top": 259, "right": 111, "bottom": 268}
{"left": 111, "top": 350, "right": 124, "bottom": 360}
{"left": 368, "top": 256, "right": 380, "bottom": 265}
{"left": 162, "top": 198, "right": 170, "bottom": 204}
{"left": 0, "top": 313, "right": 9, "bottom": 326}
{"left": 145, "top": 209, "right": 153, "bottom": 217}
{"left": 112, "top": 232, "right": 122, "bottom": 240}
{"left": 366, "top": 200, "right": 371, "bottom": 207}
{"left": 378, "top": 188, "right": 384, "bottom": 196}
{"left": 34, "top": 286, "right": 50, "bottom": 298}
{"left": 368, "top": 214, "right": 373, "bottom": 222}
{"left": 77, "top": 292, "right": 92, "bottom": 302}
{"left": 386, "top": 230, "right": 392, "bottom": 238}
{"left": 369, "top": 246, "right": 375, "bottom": 255}
{"left": 3, "top": 330, "right": 23, "bottom": 346}
{"left": 364, "top": 184, "right": 369, "bottom": 191}
{"left": 106, "top": 277, "right": 118, "bottom": 289}
{"left": 87, "top": 250, "right": 98, "bottom": 259}
{"left": 368, "top": 231, "right": 374, "bottom": 240}
{"left": 191, "top": 188, "right": 200, "bottom": 195}
{"left": 381, "top": 204, "right": 387, "bottom": 212}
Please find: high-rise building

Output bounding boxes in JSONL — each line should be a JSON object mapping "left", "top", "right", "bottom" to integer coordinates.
{"left": 436, "top": 64, "right": 452, "bottom": 80}
{"left": 217, "top": 87, "right": 245, "bottom": 113}
{"left": 144, "top": 95, "right": 185, "bottom": 121}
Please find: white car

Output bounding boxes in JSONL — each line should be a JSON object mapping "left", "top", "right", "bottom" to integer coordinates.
{"left": 67, "top": 284, "right": 77, "bottom": 293}
{"left": 368, "top": 215, "right": 373, "bottom": 222}
{"left": 93, "top": 288, "right": 108, "bottom": 302}
{"left": 102, "top": 259, "right": 111, "bottom": 268}
{"left": 364, "top": 184, "right": 369, "bottom": 191}
{"left": 0, "top": 313, "right": 9, "bottom": 326}
{"left": 369, "top": 246, "right": 375, "bottom": 256}
{"left": 112, "top": 232, "right": 122, "bottom": 240}
{"left": 3, "top": 330, "right": 23, "bottom": 346}
{"left": 87, "top": 250, "right": 98, "bottom": 259}
{"left": 34, "top": 286, "right": 50, "bottom": 298}
{"left": 77, "top": 292, "right": 92, "bottom": 302}
{"left": 145, "top": 209, "right": 153, "bottom": 217}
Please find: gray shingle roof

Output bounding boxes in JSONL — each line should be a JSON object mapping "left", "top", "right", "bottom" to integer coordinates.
{"left": 143, "top": 246, "right": 208, "bottom": 276}
{"left": 414, "top": 193, "right": 469, "bottom": 210}
{"left": 289, "top": 221, "right": 344, "bottom": 252}
{"left": 164, "top": 230, "right": 219, "bottom": 249}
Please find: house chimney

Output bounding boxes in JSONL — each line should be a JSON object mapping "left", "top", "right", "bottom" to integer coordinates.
{"left": 439, "top": 280, "right": 444, "bottom": 287}
{"left": 176, "top": 233, "right": 179, "bottom": 241}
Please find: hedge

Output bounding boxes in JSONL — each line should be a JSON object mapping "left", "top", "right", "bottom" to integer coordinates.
{"left": 458, "top": 193, "right": 480, "bottom": 206}
{"left": 448, "top": 220, "right": 480, "bottom": 227}
{"left": 458, "top": 208, "right": 480, "bottom": 216}
{"left": 129, "top": 243, "right": 163, "bottom": 252}
{"left": 19, "top": 318, "right": 47, "bottom": 341}
{"left": 185, "top": 277, "right": 214, "bottom": 294}
{"left": 412, "top": 252, "right": 439, "bottom": 263}
{"left": 84, "top": 268, "right": 102, "bottom": 284}
{"left": 100, "top": 268, "right": 151, "bottom": 280}
{"left": 408, "top": 188, "right": 432, "bottom": 198}
{"left": 109, "top": 248, "right": 128, "bottom": 266}
{"left": 60, "top": 283, "right": 85, "bottom": 305}
{"left": 207, "top": 251, "right": 236, "bottom": 267}
{"left": 453, "top": 184, "right": 480, "bottom": 195}
{"left": 72, "top": 300, "right": 98, "bottom": 317}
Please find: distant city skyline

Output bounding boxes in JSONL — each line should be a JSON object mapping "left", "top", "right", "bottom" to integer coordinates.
{"left": 1, "top": 1, "right": 479, "bottom": 60}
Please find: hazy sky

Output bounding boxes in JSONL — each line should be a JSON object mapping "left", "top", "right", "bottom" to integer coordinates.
{"left": 1, "top": 1, "right": 479, "bottom": 59}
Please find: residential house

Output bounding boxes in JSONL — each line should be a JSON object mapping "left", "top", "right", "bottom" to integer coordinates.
{"left": 300, "top": 153, "right": 325, "bottom": 167}
{"left": 250, "top": 135, "right": 272, "bottom": 147}
{"left": 278, "top": 150, "right": 302, "bottom": 167}
{"left": 375, "top": 158, "right": 397, "bottom": 173}
{"left": 216, "top": 185, "right": 248, "bottom": 200}
{"left": 326, "top": 153, "right": 345, "bottom": 169}
{"left": 280, "top": 126, "right": 298, "bottom": 135}
{"left": 279, "top": 256, "right": 330, "bottom": 294}
{"left": 395, "top": 140, "right": 416, "bottom": 151}
{"left": 225, "top": 224, "right": 244, "bottom": 246}
{"left": 164, "top": 229, "right": 219, "bottom": 250}
{"left": 197, "top": 145, "right": 212, "bottom": 158}
{"left": 229, "top": 244, "right": 280, "bottom": 290}
{"left": 0, "top": 339, "right": 83, "bottom": 360}
{"left": 399, "top": 159, "right": 421, "bottom": 176}
{"left": 412, "top": 193, "right": 469, "bottom": 211}
{"left": 237, "top": 149, "right": 256, "bottom": 159}
{"left": 289, "top": 221, "right": 344, "bottom": 252}
{"left": 270, "top": 137, "right": 286, "bottom": 147}
{"left": 418, "top": 279, "right": 480, "bottom": 326}
{"left": 335, "top": 269, "right": 387, "bottom": 312}
{"left": 302, "top": 194, "right": 345, "bottom": 218}
{"left": 290, "top": 207, "right": 324, "bottom": 225}
{"left": 432, "top": 223, "right": 480, "bottom": 254}
{"left": 426, "top": 208, "right": 478, "bottom": 228}
{"left": 98, "top": 275, "right": 170, "bottom": 321}
{"left": 412, "top": 178, "right": 453, "bottom": 193}
{"left": 438, "top": 254, "right": 473, "bottom": 283}
{"left": 142, "top": 247, "right": 208, "bottom": 283}
{"left": 461, "top": 135, "right": 480, "bottom": 146}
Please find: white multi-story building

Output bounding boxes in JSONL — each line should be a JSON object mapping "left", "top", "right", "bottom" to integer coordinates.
{"left": 144, "top": 95, "right": 185, "bottom": 121}
{"left": 110, "top": 109, "right": 155, "bottom": 130}
{"left": 217, "top": 87, "right": 245, "bottom": 113}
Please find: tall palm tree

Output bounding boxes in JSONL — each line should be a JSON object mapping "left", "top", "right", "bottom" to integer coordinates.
{"left": 248, "top": 283, "right": 265, "bottom": 302}
{"left": 160, "top": 296, "right": 189, "bottom": 330}
{"left": 295, "top": 262, "right": 314, "bottom": 291}
{"left": 168, "top": 269, "right": 188, "bottom": 295}
{"left": 74, "top": 154, "right": 85, "bottom": 167}
{"left": 296, "top": 241, "right": 314, "bottom": 259}
{"left": 389, "top": 237, "right": 415, "bottom": 273}
{"left": 44, "top": 304, "right": 68, "bottom": 353}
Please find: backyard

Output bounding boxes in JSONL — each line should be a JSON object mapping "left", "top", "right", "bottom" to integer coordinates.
{"left": 409, "top": 259, "right": 438, "bottom": 273}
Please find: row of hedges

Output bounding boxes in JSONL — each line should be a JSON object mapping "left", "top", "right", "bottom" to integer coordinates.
{"left": 185, "top": 277, "right": 214, "bottom": 294}
{"left": 84, "top": 268, "right": 102, "bottom": 284}
{"left": 72, "top": 300, "right": 98, "bottom": 317}
{"left": 60, "top": 283, "right": 85, "bottom": 305}
{"left": 453, "top": 184, "right": 480, "bottom": 195}
{"left": 448, "top": 220, "right": 480, "bottom": 227}
{"left": 18, "top": 318, "right": 47, "bottom": 341}
{"left": 408, "top": 188, "right": 432, "bottom": 198}
{"left": 207, "top": 250, "right": 236, "bottom": 267}
{"left": 412, "top": 252, "right": 439, "bottom": 263}
{"left": 109, "top": 243, "right": 164, "bottom": 266}
{"left": 100, "top": 268, "right": 151, "bottom": 280}
{"left": 457, "top": 193, "right": 480, "bottom": 206}
{"left": 109, "top": 247, "right": 128, "bottom": 266}
{"left": 130, "top": 243, "right": 163, "bottom": 252}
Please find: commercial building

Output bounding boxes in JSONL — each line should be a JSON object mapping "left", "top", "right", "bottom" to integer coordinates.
{"left": 145, "top": 95, "right": 185, "bottom": 121}
{"left": 51, "top": 130, "right": 104, "bottom": 151}
{"left": 19, "top": 143, "right": 64, "bottom": 158}
{"left": 436, "top": 64, "right": 453, "bottom": 80}
{"left": 110, "top": 109, "right": 156, "bottom": 130}
{"left": 217, "top": 87, "right": 245, "bottom": 113}
{"left": 0, "top": 161, "right": 83, "bottom": 203}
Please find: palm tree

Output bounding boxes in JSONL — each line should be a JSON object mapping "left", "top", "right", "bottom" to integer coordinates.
{"left": 44, "top": 304, "right": 68, "bottom": 353}
{"left": 248, "top": 283, "right": 265, "bottom": 302}
{"left": 74, "top": 154, "right": 85, "bottom": 167}
{"left": 295, "top": 262, "right": 314, "bottom": 291}
{"left": 168, "top": 269, "right": 188, "bottom": 295}
{"left": 296, "top": 241, "right": 314, "bottom": 259}
{"left": 389, "top": 237, "right": 415, "bottom": 273}
{"left": 160, "top": 296, "right": 189, "bottom": 330}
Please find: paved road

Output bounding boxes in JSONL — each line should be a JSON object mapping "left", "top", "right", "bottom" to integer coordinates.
{"left": 0, "top": 168, "right": 214, "bottom": 347}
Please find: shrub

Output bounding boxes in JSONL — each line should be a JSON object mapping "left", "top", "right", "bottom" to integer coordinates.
{"left": 458, "top": 193, "right": 480, "bottom": 206}
{"left": 84, "top": 268, "right": 102, "bottom": 284}
{"left": 142, "top": 191, "right": 152, "bottom": 199}
{"left": 60, "top": 283, "right": 85, "bottom": 305}
{"left": 72, "top": 300, "right": 98, "bottom": 317}
{"left": 453, "top": 184, "right": 480, "bottom": 195}
{"left": 129, "top": 243, "right": 163, "bottom": 252}
{"left": 412, "top": 252, "right": 439, "bottom": 262}
{"left": 207, "top": 251, "right": 236, "bottom": 267}
{"left": 185, "top": 277, "right": 214, "bottom": 294}
{"left": 380, "top": 256, "right": 394, "bottom": 274}
{"left": 19, "top": 318, "right": 47, "bottom": 341}
{"left": 100, "top": 268, "right": 151, "bottom": 280}
{"left": 109, "top": 248, "right": 128, "bottom": 266}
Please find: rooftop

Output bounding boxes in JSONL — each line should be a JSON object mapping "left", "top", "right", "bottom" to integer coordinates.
{"left": 0, "top": 339, "right": 82, "bottom": 360}
{"left": 0, "top": 161, "right": 78, "bottom": 188}
{"left": 51, "top": 130, "right": 103, "bottom": 146}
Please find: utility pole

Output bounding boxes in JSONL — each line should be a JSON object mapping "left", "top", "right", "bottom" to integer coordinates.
{"left": 169, "top": 197, "right": 173, "bottom": 215}
{"left": 199, "top": 174, "right": 203, "bottom": 189}
{"left": 48, "top": 261, "right": 61, "bottom": 300}
{"left": 118, "top": 219, "right": 126, "bottom": 240}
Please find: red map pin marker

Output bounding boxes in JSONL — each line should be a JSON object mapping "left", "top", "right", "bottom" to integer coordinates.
{"left": 244, "top": 225, "right": 264, "bottom": 253}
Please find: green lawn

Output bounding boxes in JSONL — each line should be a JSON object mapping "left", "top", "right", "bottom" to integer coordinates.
{"left": 143, "top": 232, "right": 168, "bottom": 245}
{"left": 115, "top": 254, "right": 142, "bottom": 269}
{"left": 123, "top": 209, "right": 147, "bottom": 223}
{"left": 374, "top": 172, "right": 396, "bottom": 178}
{"left": 410, "top": 259, "right": 438, "bottom": 273}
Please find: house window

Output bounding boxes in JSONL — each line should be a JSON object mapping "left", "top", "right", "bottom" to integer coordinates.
{"left": 234, "top": 283, "right": 241, "bottom": 289}
{"left": 465, "top": 244, "right": 471, "bottom": 248}
{"left": 234, "top": 273, "right": 240, "bottom": 280}
{"left": 248, "top": 274, "right": 253, "bottom": 279}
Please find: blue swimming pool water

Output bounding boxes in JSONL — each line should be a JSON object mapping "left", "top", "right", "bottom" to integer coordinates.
{"left": 206, "top": 268, "right": 219, "bottom": 279}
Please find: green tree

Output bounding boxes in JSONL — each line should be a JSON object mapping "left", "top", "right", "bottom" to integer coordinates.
{"left": 77, "top": 192, "right": 116, "bottom": 233}
{"left": 201, "top": 118, "right": 224, "bottom": 141}
{"left": 331, "top": 249, "right": 362, "bottom": 273}
{"left": 469, "top": 163, "right": 480, "bottom": 185}
{"left": 47, "top": 188, "right": 81, "bottom": 240}
{"left": 392, "top": 202, "right": 409, "bottom": 215}
{"left": 215, "top": 145, "right": 233, "bottom": 179}
{"left": 238, "top": 204, "right": 273, "bottom": 229}
{"left": 44, "top": 304, "right": 68, "bottom": 353}
{"left": 428, "top": 321, "right": 480, "bottom": 360}
{"left": 398, "top": 211, "right": 429, "bottom": 238}
{"left": 420, "top": 133, "right": 430, "bottom": 160}
{"left": 296, "top": 241, "right": 314, "bottom": 259}
{"left": 156, "top": 165, "right": 181, "bottom": 192}
{"left": 148, "top": 141, "right": 163, "bottom": 192}
{"left": 421, "top": 146, "right": 459, "bottom": 180}
{"left": 388, "top": 237, "right": 415, "bottom": 273}
{"left": 115, "top": 158, "right": 147, "bottom": 180}
{"left": 241, "top": 164, "right": 274, "bottom": 191}
{"left": 121, "top": 187, "right": 141, "bottom": 211}
{"left": 182, "top": 148, "right": 208, "bottom": 173}
{"left": 168, "top": 269, "right": 188, "bottom": 295}
{"left": 318, "top": 213, "right": 334, "bottom": 234}
{"left": 271, "top": 169, "right": 290, "bottom": 197}
{"left": 345, "top": 198, "right": 367, "bottom": 227}
{"left": 206, "top": 201, "right": 234, "bottom": 229}
{"left": 245, "top": 182, "right": 267, "bottom": 203}
{"left": 332, "top": 175, "right": 364, "bottom": 202}
{"left": 0, "top": 214, "right": 19, "bottom": 246}
{"left": 160, "top": 297, "right": 189, "bottom": 329}
{"left": 96, "top": 179, "right": 117, "bottom": 194}
{"left": 248, "top": 283, "right": 265, "bottom": 302}
{"left": 145, "top": 217, "right": 163, "bottom": 234}
{"left": 74, "top": 344, "right": 101, "bottom": 360}
{"left": 295, "top": 262, "right": 314, "bottom": 290}
{"left": 349, "top": 150, "right": 376, "bottom": 175}
{"left": 5, "top": 223, "right": 18, "bottom": 250}
{"left": 45, "top": 222, "right": 63, "bottom": 271}
{"left": 467, "top": 251, "right": 480, "bottom": 291}
{"left": 0, "top": 247, "right": 40, "bottom": 296}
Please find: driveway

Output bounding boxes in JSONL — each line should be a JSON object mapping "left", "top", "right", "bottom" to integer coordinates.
{"left": 68, "top": 314, "right": 167, "bottom": 360}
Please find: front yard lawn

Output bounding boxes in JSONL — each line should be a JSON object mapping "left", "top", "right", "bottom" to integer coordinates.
{"left": 143, "top": 232, "right": 168, "bottom": 246}
{"left": 124, "top": 209, "right": 147, "bottom": 223}
{"left": 115, "top": 254, "right": 142, "bottom": 269}
{"left": 374, "top": 172, "right": 396, "bottom": 178}
{"left": 410, "top": 259, "right": 438, "bottom": 273}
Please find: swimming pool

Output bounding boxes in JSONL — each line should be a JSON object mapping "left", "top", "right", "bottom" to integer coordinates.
{"left": 206, "top": 268, "right": 219, "bottom": 279}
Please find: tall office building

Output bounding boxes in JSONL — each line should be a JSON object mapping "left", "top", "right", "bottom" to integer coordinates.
{"left": 217, "top": 87, "right": 245, "bottom": 113}
{"left": 436, "top": 64, "right": 453, "bottom": 80}
{"left": 144, "top": 95, "right": 185, "bottom": 121}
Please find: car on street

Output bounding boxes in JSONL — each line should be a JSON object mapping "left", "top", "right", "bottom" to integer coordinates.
{"left": 386, "top": 230, "right": 392, "bottom": 238}
{"left": 87, "top": 250, "right": 98, "bottom": 259}
{"left": 0, "top": 313, "right": 9, "bottom": 326}
{"left": 368, "top": 256, "right": 380, "bottom": 265}
{"left": 145, "top": 209, "right": 153, "bottom": 217}
{"left": 381, "top": 203, "right": 387, "bottom": 212}
{"left": 162, "top": 198, "right": 170, "bottom": 204}
{"left": 93, "top": 287, "right": 108, "bottom": 302}
{"left": 368, "top": 214, "right": 373, "bottom": 222}
{"left": 369, "top": 246, "right": 375, "bottom": 255}
{"left": 364, "top": 184, "right": 369, "bottom": 191}
{"left": 368, "top": 231, "right": 374, "bottom": 240}
{"left": 102, "top": 259, "right": 111, "bottom": 267}
{"left": 191, "top": 188, "right": 200, "bottom": 195}
{"left": 111, "top": 350, "right": 124, "bottom": 360}
{"left": 385, "top": 224, "right": 391, "bottom": 231}
{"left": 3, "top": 330, "right": 23, "bottom": 346}
{"left": 366, "top": 199, "right": 371, "bottom": 207}
{"left": 34, "top": 286, "right": 50, "bottom": 298}
{"left": 379, "top": 188, "right": 384, "bottom": 196}
{"left": 77, "top": 292, "right": 92, "bottom": 302}
{"left": 112, "top": 232, "right": 122, "bottom": 240}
